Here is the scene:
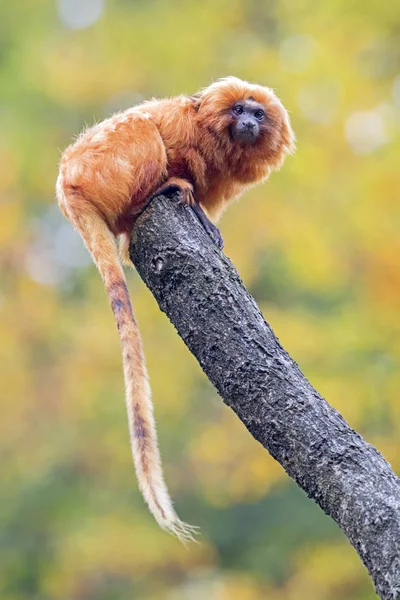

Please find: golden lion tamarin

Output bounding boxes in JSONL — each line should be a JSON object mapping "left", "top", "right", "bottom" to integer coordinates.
{"left": 56, "top": 76, "right": 295, "bottom": 541}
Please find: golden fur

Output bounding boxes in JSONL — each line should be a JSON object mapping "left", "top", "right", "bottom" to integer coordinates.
{"left": 56, "top": 76, "right": 295, "bottom": 541}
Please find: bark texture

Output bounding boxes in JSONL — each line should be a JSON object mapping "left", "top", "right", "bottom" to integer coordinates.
{"left": 129, "top": 193, "right": 400, "bottom": 600}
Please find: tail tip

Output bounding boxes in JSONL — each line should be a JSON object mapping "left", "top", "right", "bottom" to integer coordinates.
{"left": 164, "top": 518, "right": 200, "bottom": 545}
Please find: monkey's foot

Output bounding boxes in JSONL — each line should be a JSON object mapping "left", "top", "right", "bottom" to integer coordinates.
{"left": 177, "top": 186, "right": 196, "bottom": 207}
{"left": 154, "top": 178, "right": 195, "bottom": 206}
{"left": 191, "top": 203, "right": 224, "bottom": 250}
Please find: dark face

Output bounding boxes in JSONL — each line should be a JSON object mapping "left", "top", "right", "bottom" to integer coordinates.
{"left": 230, "top": 98, "right": 266, "bottom": 145}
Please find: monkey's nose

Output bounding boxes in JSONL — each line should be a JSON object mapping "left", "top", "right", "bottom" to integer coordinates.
{"left": 243, "top": 121, "right": 255, "bottom": 131}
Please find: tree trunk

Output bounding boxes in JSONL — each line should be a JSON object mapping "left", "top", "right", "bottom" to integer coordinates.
{"left": 129, "top": 193, "right": 400, "bottom": 600}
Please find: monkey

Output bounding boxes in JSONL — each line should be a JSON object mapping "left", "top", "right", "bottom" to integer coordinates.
{"left": 56, "top": 76, "right": 295, "bottom": 542}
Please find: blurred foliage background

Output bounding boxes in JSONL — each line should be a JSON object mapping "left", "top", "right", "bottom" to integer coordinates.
{"left": 1, "top": 0, "right": 399, "bottom": 598}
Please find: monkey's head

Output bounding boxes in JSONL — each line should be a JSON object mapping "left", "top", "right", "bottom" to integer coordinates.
{"left": 195, "top": 77, "right": 295, "bottom": 170}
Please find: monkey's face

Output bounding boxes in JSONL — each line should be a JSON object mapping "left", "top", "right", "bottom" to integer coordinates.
{"left": 196, "top": 77, "right": 295, "bottom": 169}
{"left": 229, "top": 99, "right": 265, "bottom": 145}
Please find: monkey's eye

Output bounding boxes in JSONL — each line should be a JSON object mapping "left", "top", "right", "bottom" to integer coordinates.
{"left": 233, "top": 105, "right": 244, "bottom": 116}
{"left": 254, "top": 109, "right": 265, "bottom": 120}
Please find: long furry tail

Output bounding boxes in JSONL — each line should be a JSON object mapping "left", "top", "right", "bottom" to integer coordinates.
{"left": 57, "top": 189, "right": 197, "bottom": 542}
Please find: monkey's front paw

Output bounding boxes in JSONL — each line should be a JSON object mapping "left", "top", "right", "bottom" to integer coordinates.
{"left": 203, "top": 221, "right": 224, "bottom": 249}
{"left": 191, "top": 203, "right": 224, "bottom": 250}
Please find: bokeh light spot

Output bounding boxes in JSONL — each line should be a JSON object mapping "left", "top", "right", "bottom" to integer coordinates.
{"left": 57, "top": 0, "right": 105, "bottom": 30}
{"left": 279, "top": 35, "right": 317, "bottom": 73}
{"left": 345, "top": 109, "right": 388, "bottom": 155}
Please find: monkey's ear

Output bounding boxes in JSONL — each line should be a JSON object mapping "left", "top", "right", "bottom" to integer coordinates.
{"left": 189, "top": 92, "right": 202, "bottom": 111}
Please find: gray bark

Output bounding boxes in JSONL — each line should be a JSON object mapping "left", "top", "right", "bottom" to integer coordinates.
{"left": 129, "top": 193, "right": 400, "bottom": 600}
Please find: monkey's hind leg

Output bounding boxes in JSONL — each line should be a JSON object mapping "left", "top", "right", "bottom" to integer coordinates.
{"left": 119, "top": 232, "right": 133, "bottom": 268}
{"left": 119, "top": 177, "right": 195, "bottom": 267}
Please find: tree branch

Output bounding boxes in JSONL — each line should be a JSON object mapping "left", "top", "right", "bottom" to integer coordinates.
{"left": 129, "top": 193, "right": 400, "bottom": 600}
